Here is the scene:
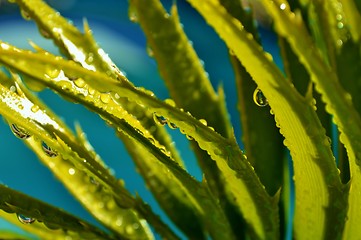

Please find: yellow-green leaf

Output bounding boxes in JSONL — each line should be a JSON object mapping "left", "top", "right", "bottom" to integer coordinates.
{"left": 0, "top": 42, "right": 278, "bottom": 240}
{"left": 0, "top": 185, "right": 111, "bottom": 240}
{"left": 185, "top": 0, "right": 347, "bottom": 238}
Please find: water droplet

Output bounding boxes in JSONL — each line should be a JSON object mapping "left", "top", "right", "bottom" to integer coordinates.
{"left": 336, "top": 14, "right": 343, "bottom": 21}
{"left": 253, "top": 88, "right": 268, "bottom": 107}
{"left": 115, "top": 216, "right": 123, "bottom": 226}
{"left": 337, "top": 22, "right": 344, "bottom": 29}
{"left": 17, "top": 214, "right": 35, "bottom": 224}
{"left": 106, "top": 198, "right": 116, "bottom": 210}
{"left": 100, "top": 93, "right": 111, "bottom": 104}
{"left": 167, "top": 122, "right": 177, "bottom": 129}
{"left": 42, "top": 142, "right": 58, "bottom": 157}
{"left": 10, "top": 124, "right": 31, "bottom": 139}
{"left": 128, "top": 4, "right": 139, "bottom": 23}
{"left": 88, "top": 87, "right": 95, "bottom": 95}
{"left": 31, "top": 105, "right": 40, "bottom": 113}
{"left": 186, "top": 135, "right": 194, "bottom": 140}
{"left": 10, "top": 85, "right": 16, "bottom": 92}
{"left": 114, "top": 93, "right": 120, "bottom": 99}
{"left": 74, "top": 78, "right": 86, "bottom": 88}
{"left": 153, "top": 114, "right": 167, "bottom": 126}
{"left": 125, "top": 224, "right": 135, "bottom": 235}
{"left": 46, "top": 68, "right": 60, "bottom": 79}
{"left": 164, "top": 98, "right": 176, "bottom": 107}
{"left": 336, "top": 39, "right": 343, "bottom": 47}
{"left": 61, "top": 82, "right": 72, "bottom": 91}
{"left": 280, "top": 3, "right": 286, "bottom": 10}
{"left": 68, "top": 168, "right": 76, "bottom": 175}
{"left": 146, "top": 45, "right": 154, "bottom": 57}
{"left": 87, "top": 53, "right": 94, "bottom": 63}
{"left": 312, "top": 98, "right": 317, "bottom": 111}
{"left": 20, "top": 9, "right": 31, "bottom": 20}
{"left": 264, "top": 52, "right": 273, "bottom": 61}
{"left": 39, "top": 28, "right": 50, "bottom": 38}
{"left": 199, "top": 119, "right": 208, "bottom": 126}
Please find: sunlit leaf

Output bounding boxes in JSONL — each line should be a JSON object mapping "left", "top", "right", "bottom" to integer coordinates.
{"left": 129, "top": 1, "right": 244, "bottom": 237}
{"left": 184, "top": 0, "right": 348, "bottom": 238}
{"left": 0, "top": 185, "right": 111, "bottom": 240}
{"left": 14, "top": 0, "right": 185, "bottom": 168}
{"left": 0, "top": 42, "right": 278, "bottom": 240}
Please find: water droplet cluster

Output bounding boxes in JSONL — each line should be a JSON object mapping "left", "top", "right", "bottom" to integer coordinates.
{"left": 153, "top": 113, "right": 178, "bottom": 129}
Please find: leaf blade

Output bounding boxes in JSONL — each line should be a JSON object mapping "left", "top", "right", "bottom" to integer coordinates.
{"left": 184, "top": 0, "right": 347, "bottom": 238}
{"left": 0, "top": 43, "right": 279, "bottom": 240}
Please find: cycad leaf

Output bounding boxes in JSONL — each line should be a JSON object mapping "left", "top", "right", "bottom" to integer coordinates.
{"left": 14, "top": 0, "right": 184, "bottom": 168}
{"left": 129, "top": 1, "right": 244, "bottom": 236}
{"left": 338, "top": 0, "right": 361, "bottom": 42}
{"left": 0, "top": 43, "right": 278, "bottom": 239}
{"left": 0, "top": 44, "right": 234, "bottom": 239}
{"left": 0, "top": 230, "right": 32, "bottom": 240}
{"left": 260, "top": 1, "right": 361, "bottom": 238}
{"left": 0, "top": 185, "right": 111, "bottom": 239}
{"left": 185, "top": 0, "right": 347, "bottom": 238}
{"left": 308, "top": 0, "right": 349, "bottom": 67}
{"left": 119, "top": 132, "right": 234, "bottom": 239}
{"left": 129, "top": 0, "right": 232, "bottom": 138}
{"left": 0, "top": 72, "right": 155, "bottom": 239}
{"left": 13, "top": 0, "right": 120, "bottom": 78}
{"left": 221, "top": 0, "right": 284, "bottom": 196}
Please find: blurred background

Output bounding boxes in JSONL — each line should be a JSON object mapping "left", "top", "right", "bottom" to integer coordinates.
{"left": 0, "top": 0, "right": 282, "bottom": 238}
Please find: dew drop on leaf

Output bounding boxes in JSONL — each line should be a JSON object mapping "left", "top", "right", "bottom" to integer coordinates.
{"left": 280, "top": 3, "right": 286, "bottom": 10}
{"left": 20, "top": 9, "right": 31, "bottom": 20}
{"left": 199, "top": 119, "right": 208, "bottom": 126}
{"left": 125, "top": 224, "right": 135, "bottom": 235}
{"left": 74, "top": 78, "right": 86, "bottom": 88}
{"left": 88, "top": 87, "right": 95, "bottom": 95}
{"left": 68, "top": 168, "right": 76, "bottom": 175}
{"left": 186, "top": 135, "right": 194, "bottom": 140}
{"left": 10, "top": 124, "right": 31, "bottom": 139}
{"left": 46, "top": 68, "right": 60, "bottom": 79}
{"left": 61, "top": 82, "right": 72, "bottom": 91}
{"left": 42, "top": 142, "right": 58, "bottom": 157}
{"left": 128, "top": 3, "right": 138, "bottom": 23}
{"left": 31, "top": 105, "right": 40, "bottom": 113}
{"left": 10, "top": 85, "right": 16, "bottom": 92}
{"left": 39, "top": 28, "right": 50, "bottom": 38}
{"left": 167, "top": 122, "right": 178, "bottom": 129}
{"left": 100, "top": 93, "right": 111, "bottom": 104}
{"left": 164, "top": 98, "right": 176, "bottom": 107}
{"left": 253, "top": 88, "right": 268, "bottom": 107}
{"left": 146, "top": 45, "right": 154, "bottom": 57}
{"left": 17, "top": 214, "right": 35, "bottom": 224}
{"left": 153, "top": 114, "right": 167, "bottom": 126}
{"left": 115, "top": 216, "right": 123, "bottom": 227}
{"left": 87, "top": 53, "right": 94, "bottom": 63}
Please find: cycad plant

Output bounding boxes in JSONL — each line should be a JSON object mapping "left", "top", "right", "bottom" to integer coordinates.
{"left": 0, "top": 0, "right": 360, "bottom": 239}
